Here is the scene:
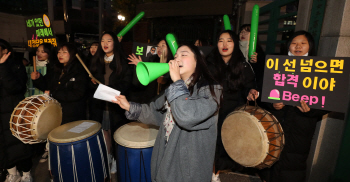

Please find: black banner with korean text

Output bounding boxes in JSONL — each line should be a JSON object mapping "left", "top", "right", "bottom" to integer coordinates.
{"left": 132, "top": 42, "right": 214, "bottom": 62}
{"left": 26, "top": 14, "right": 57, "bottom": 48}
{"left": 261, "top": 55, "right": 350, "bottom": 113}
{"left": 132, "top": 42, "right": 156, "bottom": 62}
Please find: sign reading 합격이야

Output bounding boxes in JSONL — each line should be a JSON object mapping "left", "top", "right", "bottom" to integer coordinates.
{"left": 26, "top": 14, "right": 57, "bottom": 48}
{"left": 261, "top": 55, "right": 350, "bottom": 113}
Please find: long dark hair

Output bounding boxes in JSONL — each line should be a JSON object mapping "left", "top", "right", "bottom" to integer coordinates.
{"left": 208, "top": 30, "right": 245, "bottom": 92}
{"left": 38, "top": 43, "right": 57, "bottom": 63}
{"left": 156, "top": 44, "right": 219, "bottom": 113}
{"left": 151, "top": 38, "right": 174, "bottom": 62}
{"left": 239, "top": 24, "right": 251, "bottom": 33}
{"left": 55, "top": 43, "right": 78, "bottom": 74}
{"left": 286, "top": 30, "right": 316, "bottom": 56}
{"left": 194, "top": 38, "right": 208, "bottom": 46}
{"left": 90, "top": 31, "right": 126, "bottom": 76}
{"left": 88, "top": 42, "right": 99, "bottom": 57}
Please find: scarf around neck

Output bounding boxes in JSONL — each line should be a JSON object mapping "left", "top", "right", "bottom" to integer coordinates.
{"left": 239, "top": 40, "right": 249, "bottom": 62}
{"left": 288, "top": 51, "right": 308, "bottom": 56}
{"left": 36, "top": 56, "right": 49, "bottom": 67}
{"left": 104, "top": 54, "right": 114, "bottom": 63}
{"left": 163, "top": 77, "right": 193, "bottom": 142}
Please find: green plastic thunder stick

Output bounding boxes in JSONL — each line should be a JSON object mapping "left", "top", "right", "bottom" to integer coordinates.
{"left": 248, "top": 5, "right": 259, "bottom": 60}
{"left": 223, "top": 15, "right": 231, "bottom": 30}
{"left": 166, "top": 33, "right": 178, "bottom": 57}
{"left": 117, "top": 11, "right": 145, "bottom": 37}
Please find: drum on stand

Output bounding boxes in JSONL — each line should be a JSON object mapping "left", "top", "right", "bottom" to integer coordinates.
{"left": 10, "top": 94, "right": 62, "bottom": 144}
{"left": 114, "top": 122, "right": 159, "bottom": 182}
{"left": 48, "top": 120, "right": 109, "bottom": 182}
{"left": 221, "top": 105, "right": 285, "bottom": 169}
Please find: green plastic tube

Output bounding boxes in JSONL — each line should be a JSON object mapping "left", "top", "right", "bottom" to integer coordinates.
{"left": 248, "top": 5, "right": 259, "bottom": 60}
{"left": 223, "top": 15, "right": 231, "bottom": 30}
{"left": 136, "top": 62, "right": 169, "bottom": 86}
{"left": 117, "top": 11, "right": 145, "bottom": 37}
{"left": 166, "top": 33, "right": 178, "bottom": 57}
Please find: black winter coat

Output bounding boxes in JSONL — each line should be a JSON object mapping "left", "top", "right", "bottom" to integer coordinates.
{"left": 33, "top": 61, "right": 88, "bottom": 124}
{"left": 219, "top": 61, "right": 256, "bottom": 124}
{"left": 206, "top": 55, "right": 257, "bottom": 171}
{"left": 0, "top": 58, "right": 33, "bottom": 169}
{"left": 89, "top": 56, "right": 132, "bottom": 131}
{"left": 262, "top": 105, "right": 328, "bottom": 182}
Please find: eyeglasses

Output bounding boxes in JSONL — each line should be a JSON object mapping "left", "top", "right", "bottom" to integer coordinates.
{"left": 240, "top": 31, "right": 250, "bottom": 35}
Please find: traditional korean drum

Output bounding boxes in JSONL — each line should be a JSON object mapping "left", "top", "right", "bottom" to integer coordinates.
{"left": 48, "top": 120, "right": 109, "bottom": 182}
{"left": 10, "top": 94, "right": 62, "bottom": 144}
{"left": 221, "top": 105, "right": 285, "bottom": 169}
{"left": 114, "top": 122, "right": 159, "bottom": 182}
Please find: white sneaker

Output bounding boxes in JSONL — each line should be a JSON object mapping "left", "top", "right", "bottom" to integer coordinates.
{"left": 40, "top": 151, "right": 48, "bottom": 163}
{"left": 21, "top": 173, "right": 33, "bottom": 182}
{"left": 211, "top": 172, "right": 221, "bottom": 182}
{"left": 111, "top": 158, "right": 117, "bottom": 174}
{"left": 5, "top": 173, "right": 21, "bottom": 182}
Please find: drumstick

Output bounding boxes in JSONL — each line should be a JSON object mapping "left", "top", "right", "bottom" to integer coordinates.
{"left": 160, "top": 49, "right": 166, "bottom": 63}
{"left": 33, "top": 56, "right": 36, "bottom": 72}
{"left": 75, "top": 54, "right": 102, "bottom": 84}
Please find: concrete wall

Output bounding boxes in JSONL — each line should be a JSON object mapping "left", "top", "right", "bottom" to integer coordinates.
{"left": 307, "top": 0, "right": 350, "bottom": 181}
{"left": 295, "top": 0, "right": 313, "bottom": 31}
{"left": 241, "top": 1, "right": 272, "bottom": 25}
{"left": 307, "top": 114, "right": 345, "bottom": 182}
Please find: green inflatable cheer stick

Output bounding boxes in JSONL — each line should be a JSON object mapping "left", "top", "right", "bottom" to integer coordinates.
{"left": 248, "top": 5, "right": 259, "bottom": 60}
{"left": 223, "top": 15, "right": 231, "bottom": 30}
{"left": 117, "top": 11, "right": 145, "bottom": 37}
{"left": 166, "top": 33, "right": 178, "bottom": 57}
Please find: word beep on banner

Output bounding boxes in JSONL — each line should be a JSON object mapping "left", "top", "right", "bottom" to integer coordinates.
{"left": 261, "top": 55, "right": 350, "bottom": 113}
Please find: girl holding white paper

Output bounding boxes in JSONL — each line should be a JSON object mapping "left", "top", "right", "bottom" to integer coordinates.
{"left": 89, "top": 31, "right": 132, "bottom": 173}
{"left": 113, "top": 44, "right": 221, "bottom": 182}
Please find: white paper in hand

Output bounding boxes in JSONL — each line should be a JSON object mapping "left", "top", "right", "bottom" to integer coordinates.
{"left": 93, "top": 84, "right": 121, "bottom": 103}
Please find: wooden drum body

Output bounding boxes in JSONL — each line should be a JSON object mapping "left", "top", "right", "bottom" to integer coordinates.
{"left": 221, "top": 105, "right": 284, "bottom": 169}
{"left": 10, "top": 94, "right": 62, "bottom": 144}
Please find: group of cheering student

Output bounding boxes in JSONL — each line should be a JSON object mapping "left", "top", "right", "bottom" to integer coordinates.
{"left": 0, "top": 25, "right": 328, "bottom": 182}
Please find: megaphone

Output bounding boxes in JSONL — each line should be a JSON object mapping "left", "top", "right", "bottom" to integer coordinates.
{"left": 136, "top": 62, "right": 169, "bottom": 86}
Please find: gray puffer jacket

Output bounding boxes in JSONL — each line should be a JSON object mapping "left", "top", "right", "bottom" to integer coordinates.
{"left": 126, "top": 79, "right": 222, "bottom": 182}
